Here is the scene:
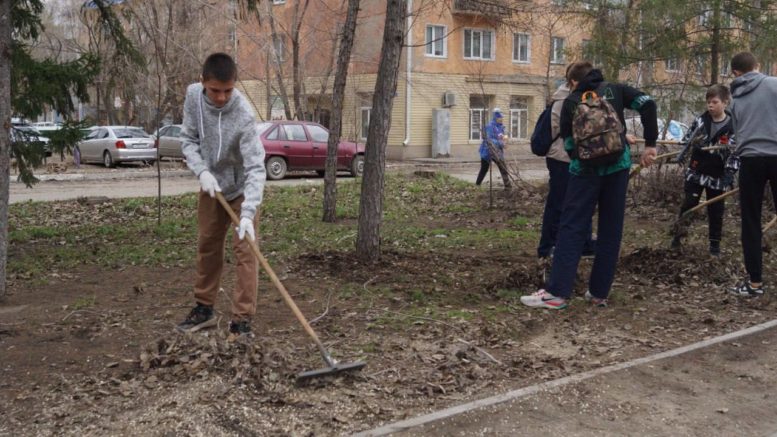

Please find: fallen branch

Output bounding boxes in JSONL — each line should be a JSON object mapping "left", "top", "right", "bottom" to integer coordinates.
{"left": 376, "top": 308, "right": 461, "bottom": 331}
{"left": 456, "top": 338, "right": 504, "bottom": 366}
{"left": 309, "top": 289, "right": 333, "bottom": 324}
{"left": 764, "top": 215, "right": 777, "bottom": 233}
{"left": 336, "top": 232, "right": 357, "bottom": 244}
{"left": 62, "top": 309, "right": 100, "bottom": 322}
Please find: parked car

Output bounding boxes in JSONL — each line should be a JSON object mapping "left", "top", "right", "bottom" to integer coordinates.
{"left": 10, "top": 126, "right": 51, "bottom": 157}
{"left": 31, "top": 121, "right": 62, "bottom": 133}
{"left": 624, "top": 117, "right": 689, "bottom": 142}
{"left": 155, "top": 124, "right": 184, "bottom": 159}
{"left": 76, "top": 126, "right": 155, "bottom": 167}
{"left": 260, "top": 120, "right": 365, "bottom": 180}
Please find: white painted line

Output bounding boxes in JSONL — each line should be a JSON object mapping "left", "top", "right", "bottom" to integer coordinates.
{"left": 353, "top": 318, "right": 777, "bottom": 437}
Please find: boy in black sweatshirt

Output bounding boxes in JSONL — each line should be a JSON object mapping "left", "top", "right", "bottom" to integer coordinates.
{"left": 672, "top": 84, "right": 739, "bottom": 256}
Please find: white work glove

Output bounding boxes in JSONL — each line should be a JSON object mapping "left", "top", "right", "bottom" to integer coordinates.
{"left": 198, "top": 170, "right": 221, "bottom": 198}
{"left": 237, "top": 217, "right": 255, "bottom": 241}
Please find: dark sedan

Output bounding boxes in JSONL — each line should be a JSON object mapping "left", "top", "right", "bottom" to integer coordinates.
{"left": 259, "top": 121, "right": 365, "bottom": 180}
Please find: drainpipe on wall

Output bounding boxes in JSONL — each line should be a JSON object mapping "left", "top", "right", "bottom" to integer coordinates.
{"left": 402, "top": 0, "right": 412, "bottom": 148}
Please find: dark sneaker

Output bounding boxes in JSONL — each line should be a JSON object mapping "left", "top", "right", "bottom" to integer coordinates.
{"left": 709, "top": 241, "right": 721, "bottom": 257}
{"left": 520, "top": 289, "right": 568, "bottom": 309}
{"left": 228, "top": 320, "right": 254, "bottom": 340}
{"left": 584, "top": 290, "right": 609, "bottom": 307}
{"left": 176, "top": 304, "right": 217, "bottom": 333}
{"left": 729, "top": 282, "right": 764, "bottom": 297}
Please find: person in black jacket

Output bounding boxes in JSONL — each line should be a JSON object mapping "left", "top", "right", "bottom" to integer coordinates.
{"left": 671, "top": 84, "right": 739, "bottom": 256}
{"left": 521, "top": 62, "right": 657, "bottom": 310}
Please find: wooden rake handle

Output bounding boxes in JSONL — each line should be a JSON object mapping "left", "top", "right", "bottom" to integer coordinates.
{"left": 629, "top": 146, "right": 727, "bottom": 179}
{"left": 633, "top": 139, "right": 682, "bottom": 146}
{"left": 215, "top": 193, "right": 333, "bottom": 364}
{"left": 681, "top": 188, "right": 740, "bottom": 218}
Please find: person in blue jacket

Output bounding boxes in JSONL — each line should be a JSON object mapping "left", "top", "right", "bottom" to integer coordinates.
{"left": 475, "top": 110, "right": 512, "bottom": 190}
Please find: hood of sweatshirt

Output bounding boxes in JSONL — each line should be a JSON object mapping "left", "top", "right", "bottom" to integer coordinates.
{"left": 552, "top": 83, "right": 570, "bottom": 101}
{"left": 180, "top": 82, "right": 266, "bottom": 220}
{"left": 731, "top": 71, "right": 766, "bottom": 98}
{"left": 577, "top": 69, "right": 605, "bottom": 93}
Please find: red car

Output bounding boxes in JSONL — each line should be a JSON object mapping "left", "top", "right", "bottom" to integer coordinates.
{"left": 259, "top": 121, "right": 365, "bottom": 180}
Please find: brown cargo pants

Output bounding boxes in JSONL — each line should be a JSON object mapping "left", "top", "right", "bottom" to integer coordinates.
{"left": 193, "top": 190, "right": 258, "bottom": 321}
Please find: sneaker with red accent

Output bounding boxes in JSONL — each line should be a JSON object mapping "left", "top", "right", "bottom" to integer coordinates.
{"left": 520, "top": 289, "right": 568, "bottom": 309}
{"left": 584, "top": 290, "right": 609, "bottom": 307}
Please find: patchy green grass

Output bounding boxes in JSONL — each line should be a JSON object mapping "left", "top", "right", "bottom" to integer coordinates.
{"left": 7, "top": 173, "right": 532, "bottom": 303}
{"left": 71, "top": 295, "right": 96, "bottom": 310}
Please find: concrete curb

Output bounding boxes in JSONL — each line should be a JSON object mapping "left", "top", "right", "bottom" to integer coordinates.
{"left": 353, "top": 317, "right": 777, "bottom": 436}
{"left": 11, "top": 169, "right": 193, "bottom": 183}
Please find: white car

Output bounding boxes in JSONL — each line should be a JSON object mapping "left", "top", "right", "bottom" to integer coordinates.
{"left": 155, "top": 124, "right": 184, "bottom": 160}
{"left": 76, "top": 126, "right": 156, "bottom": 167}
{"left": 31, "top": 121, "right": 62, "bottom": 133}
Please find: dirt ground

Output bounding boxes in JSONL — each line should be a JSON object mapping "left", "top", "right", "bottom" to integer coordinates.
{"left": 1, "top": 172, "right": 776, "bottom": 436}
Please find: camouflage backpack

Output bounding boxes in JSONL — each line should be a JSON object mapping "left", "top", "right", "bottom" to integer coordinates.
{"left": 572, "top": 88, "right": 624, "bottom": 166}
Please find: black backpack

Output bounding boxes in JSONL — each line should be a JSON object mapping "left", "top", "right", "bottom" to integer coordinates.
{"left": 530, "top": 103, "right": 559, "bottom": 156}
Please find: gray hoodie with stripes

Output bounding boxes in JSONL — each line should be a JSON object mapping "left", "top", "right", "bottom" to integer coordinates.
{"left": 180, "top": 83, "right": 266, "bottom": 221}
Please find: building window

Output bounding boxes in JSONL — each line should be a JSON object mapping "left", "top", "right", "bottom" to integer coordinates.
{"left": 665, "top": 58, "right": 679, "bottom": 72}
{"left": 695, "top": 55, "right": 706, "bottom": 76}
{"left": 551, "top": 37, "right": 565, "bottom": 64}
{"left": 270, "top": 95, "right": 285, "bottom": 120}
{"left": 272, "top": 0, "right": 285, "bottom": 4}
{"left": 272, "top": 34, "right": 286, "bottom": 63}
{"left": 464, "top": 29, "right": 494, "bottom": 60}
{"left": 720, "top": 58, "right": 730, "bottom": 77}
{"left": 763, "top": 61, "right": 774, "bottom": 76}
{"left": 510, "top": 97, "right": 529, "bottom": 140}
{"left": 699, "top": 10, "right": 712, "bottom": 26}
{"left": 360, "top": 107, "right": 371, "bottom": 140}
{"left": 512, "top": 33, "right": 530, "bottom": 63}
{"left": 425, "top": 25, "right": 447, "bottom": 58}
{"left": 469, "top": 95, "right": 488, "bottom": 141}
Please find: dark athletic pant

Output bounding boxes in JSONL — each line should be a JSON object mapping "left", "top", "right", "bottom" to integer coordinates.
{"left": 546, "top": 169, "right": 629, "bottom": 299}
{"left": 678, "top": 180, "right": 724, "bottom": 243}
{"left": 739, "top": 156, "right": 777, "bottom": 283}
{"left": 537, "top": 158, "right": 595, "bottom": 258}
{"left": 476, "top": 158, "right": 512, "bottom": 188}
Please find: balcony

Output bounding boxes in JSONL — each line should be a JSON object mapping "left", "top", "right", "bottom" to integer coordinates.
{"left": 452, "top": 0, "right": 511, "bottom": 18}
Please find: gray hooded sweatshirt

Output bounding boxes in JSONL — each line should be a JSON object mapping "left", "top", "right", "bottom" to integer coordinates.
{"left": 180, "top": 83, "right": 266, "bottom": 221}
{"left": 730, "top": 71, "right": 777, "bottom": 158}
{"left": 547, "top": 84, "right": 571, "bottom": 163}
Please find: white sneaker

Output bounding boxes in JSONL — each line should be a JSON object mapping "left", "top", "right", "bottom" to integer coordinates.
{"left": 520, "top": 289, "right": 568, "bottom": 309}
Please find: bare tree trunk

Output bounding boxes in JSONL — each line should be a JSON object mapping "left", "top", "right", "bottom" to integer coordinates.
{"left": 710, "top": 0, "right": 721, "bottom": 84}
{"left": 0, "top": 0, "right": 10, "bottom": 299}
{"left": 323, "top": 0, "right": 360, "bottom": 223}
{"left": 266, "top": 3, "right": 292, "bottom": 120}
{"left": 291, "top": 0, "right": 311, "bottom": 121}
{"left": 265, "top": 56, "right": 273, "bottom": 120}
{"left": 356, "top": 0, "right": 406, "bottom": 261}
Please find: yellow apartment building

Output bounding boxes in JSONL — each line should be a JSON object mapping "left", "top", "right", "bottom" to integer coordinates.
{"left": 237, "top": 0, "right": 591, "bottom": 159}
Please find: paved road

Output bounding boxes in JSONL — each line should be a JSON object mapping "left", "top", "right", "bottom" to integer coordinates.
{"left": 8, "top": 172, "right": 360, "bottom": 204}
{"left": 9, "top": 157, "right": 549, "bottom": 204}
